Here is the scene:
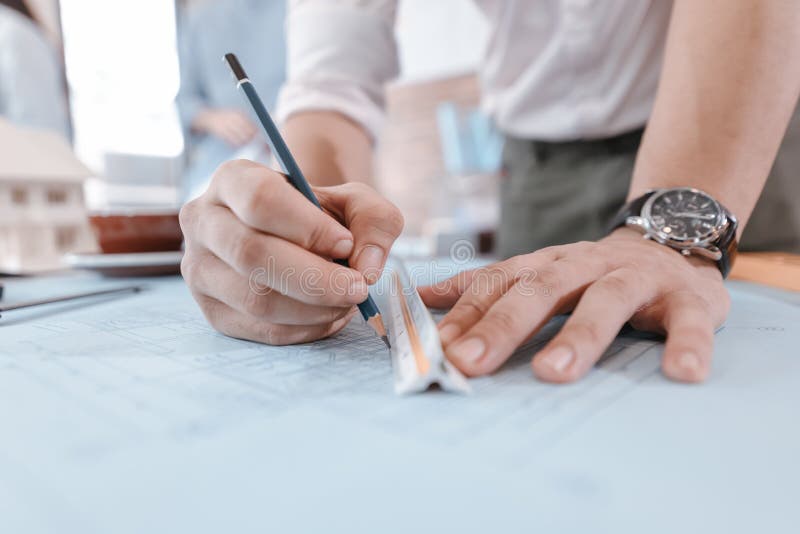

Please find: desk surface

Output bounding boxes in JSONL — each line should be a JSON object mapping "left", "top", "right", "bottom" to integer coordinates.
{"left": 1, "top": 262, "right": 799, "bottom": 534}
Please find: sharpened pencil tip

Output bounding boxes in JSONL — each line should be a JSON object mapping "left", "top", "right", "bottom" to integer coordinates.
{"left": 367, "top": 315, "right": 390, "bottom": 348}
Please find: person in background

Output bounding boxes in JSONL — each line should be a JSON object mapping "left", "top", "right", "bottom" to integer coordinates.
{"left": 176, "top": 0, "right": 286, "bottom": 197}
{"left": 0, "top": 0, "right": 69, "bottom": 138}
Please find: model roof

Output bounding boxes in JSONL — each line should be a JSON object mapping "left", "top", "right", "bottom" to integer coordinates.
{"left": 0, "top": 118, "right": 93, "bottom": 183}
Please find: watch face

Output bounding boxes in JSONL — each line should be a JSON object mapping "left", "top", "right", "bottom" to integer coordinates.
{"left": 644, "top": 188, "right": 724, "bottom": 242}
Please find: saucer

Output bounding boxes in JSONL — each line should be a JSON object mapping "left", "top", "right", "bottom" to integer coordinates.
{"left": 64, "top": 251, "right": 183, "bottom": 277}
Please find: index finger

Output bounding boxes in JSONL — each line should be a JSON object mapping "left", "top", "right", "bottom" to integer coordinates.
{"left": 316, "top": 183, "right": 404, "bottom": 283}
{"left": 208, "top": 160, "right": 356, "bottom": 260}
{"left": 660, "top": 292, "right": 716, "bottom": 383}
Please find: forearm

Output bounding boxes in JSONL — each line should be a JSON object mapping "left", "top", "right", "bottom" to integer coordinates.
{"left": 282, "top": 111, "right": 374, "bottom": 187}
{"left": 631, "top": 0, "right": 800, "bottom": 230}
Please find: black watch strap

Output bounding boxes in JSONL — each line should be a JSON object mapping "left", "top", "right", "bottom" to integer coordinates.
{"left": 608, "top": 191, "right": 738, "bottom": 279}
{"left": 715, "top": 215, "right": 738, "bottom": 279}
{"left": 607, "top": 191, "right": 656, "bottom": 234}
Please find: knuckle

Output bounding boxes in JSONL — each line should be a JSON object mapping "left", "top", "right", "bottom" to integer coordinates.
{"left": 595, "top": 269, "right": 637, "bottom": 303}
{"left": 532, "top": 245, "right": 563, "bottom": 258}
{"left": 260, "top": 324, "right": 305, "bottom": 346}
{"left": 213, "top": 158, "right": 250, "bottom": 184}
{"left": 530, "top": 267, "right": 561, "bottom": 292}
{"left": 362, "top": 209, "right": 404, "bottom": 243}
{"left": 703, "top": 282, "right": 731, "bottom": 318}
{"left": 340, "top": 181, "right": 371, "bottom": 195}
{"left": 326, "top": 306, "right": 351, "bottom": 324}
{"left": 383, "top": 206, "right": 405, "bottom": 235}
{"left": 180, "top": 253, "right": 199, "bottom": 286}
{"left": 245, "top": 181, "right": 279, "bottom": 220}
{"left": 456, "top": 297, "right": 491, "bottom": 319}
{"left": 669, "top": 289, "right": 710, "bottom": 311}
{"left": 305, "top": 217, "right": 335, "bottom": 251}
{"left": 228, "top": 158, "right": 255, "bottom": 172}
{"left": 572, "top": 240, "right": 597, "bottom": 253}
{"left": 499, "top": 256, "right": 526, "bottom": 276}
{"left": 262, "top": 325, "right": 283, "bottom": 346}
{"left": 230, "top": 234, "right": 262, "bottom": 270}
{"left": 196, "top": 296, "right": 227, "bottom": 333}
{"left": 564, "top": 320, "right": 603, "bottom": 347}
{"left": 178, "top": 200, "right": 200, "bottom": 232}
{"left": 468, "top": 267, "right": 511, "bottom": 295}
{"left": 678, "top": 325, "right": 714, "bottom": 344}
{"left": 242, "top": 289, "right": 275, "bottom": 319}
{"left": 483, "top": 309, "right": 520, "bottom": 333}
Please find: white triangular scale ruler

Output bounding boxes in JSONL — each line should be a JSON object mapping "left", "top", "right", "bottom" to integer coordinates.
{"left": 384, "top": 261, "right": 471, "bottom": 395}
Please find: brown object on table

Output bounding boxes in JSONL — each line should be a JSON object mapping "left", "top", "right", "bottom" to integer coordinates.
{"left": 88, "top": 211, "right": 183, "bottom": 254}
{"left": 729, "top": 253, "right": 800, "bottom": 292}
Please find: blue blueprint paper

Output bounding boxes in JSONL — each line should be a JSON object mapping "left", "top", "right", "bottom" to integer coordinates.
{"left": 0, "top": 261, "right": 798, "bottom": 534}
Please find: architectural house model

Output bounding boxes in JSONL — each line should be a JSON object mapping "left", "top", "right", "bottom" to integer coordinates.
{"left": 0, "top": 119, "right": 97, "bottom": 273}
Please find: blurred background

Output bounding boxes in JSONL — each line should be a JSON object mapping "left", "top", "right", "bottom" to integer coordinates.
{"left": 0, "top": 0, "right": 502, "bottom": 275}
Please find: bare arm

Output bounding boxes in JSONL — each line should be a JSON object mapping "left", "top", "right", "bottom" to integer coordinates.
{"left": 631, "top": 0, "right": 800, "bottom": 230}
{"left": 422, "top": 0, "right": 800, "bottom": 386}
{"left": 282, "top": 111, "right": 374, "bottom": 186}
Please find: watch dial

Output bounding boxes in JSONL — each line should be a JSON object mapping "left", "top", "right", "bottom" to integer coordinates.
{"left": 648, "top": 189, "right": 721, "bottom": 241}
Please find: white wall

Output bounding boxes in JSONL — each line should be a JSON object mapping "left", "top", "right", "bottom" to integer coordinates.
{"left": 395, "top": 0, "right": 489, "bottom": 82}
{"left": 59, "top": 0, "right": 183, "bottom": 177}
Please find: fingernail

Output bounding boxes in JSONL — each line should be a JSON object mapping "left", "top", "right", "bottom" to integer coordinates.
{"left": 438, "top": 323, "right": 460, "bottom": 345}
{"left": 448, "top": 337, "right": 485, "bottom": 364}
{"left": 539, "top": 346, "right": 574, "bottom": 374}
{"left": 331, "top": 239, "right": 354, "bottom": 258}
{"left": 357, "top": 245, "right": 384, "bottom": 283}
{"left": 677, "top": 352, "right": 700, "bottom": 375}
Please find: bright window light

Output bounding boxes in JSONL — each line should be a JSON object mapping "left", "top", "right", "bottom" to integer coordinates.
{"left": 60, "top": 0, "right": 184, "bottom": 173}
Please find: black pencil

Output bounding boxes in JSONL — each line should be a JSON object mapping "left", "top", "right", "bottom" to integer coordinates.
{"left": 224, "top": 53, "right": 390, "bottom": 348}
{"left": 0, "top": 285, "right": 142, "bottom": 318}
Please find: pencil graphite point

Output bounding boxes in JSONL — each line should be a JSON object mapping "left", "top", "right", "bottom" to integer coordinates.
{"left": 367, "top": 315, "right": 391, "bottom": 348}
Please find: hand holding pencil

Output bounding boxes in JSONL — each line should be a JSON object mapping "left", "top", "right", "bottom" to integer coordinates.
{"left": 178, "top": 55, "right": 402, "bottom": 347}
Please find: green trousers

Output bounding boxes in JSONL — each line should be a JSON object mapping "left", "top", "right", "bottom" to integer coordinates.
{"left": 498, "top": 105, "right": 800, "bottom": 258}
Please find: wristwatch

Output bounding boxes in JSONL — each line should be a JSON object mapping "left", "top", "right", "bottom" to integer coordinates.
{"left": 609, "top": 187, "right": 739, "bottom": 278}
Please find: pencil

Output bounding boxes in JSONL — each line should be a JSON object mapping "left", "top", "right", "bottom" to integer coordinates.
{"left": 224, "top": 53, "right": 390, "bottom": 348}
{"left": 0, "top": 285, "right": 142, "bottom": 318}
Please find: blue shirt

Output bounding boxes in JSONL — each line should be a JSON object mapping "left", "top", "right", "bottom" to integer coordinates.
{"left": 176, "top": 0, "right": 286, "bottom": 192}
{"left": 0, "top": 6, "right": 69, "bottom": 138}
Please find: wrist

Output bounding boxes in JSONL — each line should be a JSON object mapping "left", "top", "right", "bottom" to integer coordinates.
{"left": 608, "top": 188, "right": 737, "bottom": 279}
{"left": 603, "top": 227, "right": 723, "bottom": 279}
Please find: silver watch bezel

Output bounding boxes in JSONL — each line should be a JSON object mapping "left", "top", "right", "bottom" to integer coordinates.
{"left": 626, "top": 187, "right": 729, "bottom": 261}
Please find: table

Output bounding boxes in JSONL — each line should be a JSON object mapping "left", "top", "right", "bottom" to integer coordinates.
{"left": 1, "top": 262, "right": 798, "bottom": 534}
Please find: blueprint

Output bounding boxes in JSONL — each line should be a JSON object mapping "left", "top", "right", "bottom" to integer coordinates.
{"left": 1, "top": 260, "right": 799, "bottom": 534}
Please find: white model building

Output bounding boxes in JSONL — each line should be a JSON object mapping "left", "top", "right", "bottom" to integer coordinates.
{"left": 0, "top": 119, "right": 96, "bottom": 273}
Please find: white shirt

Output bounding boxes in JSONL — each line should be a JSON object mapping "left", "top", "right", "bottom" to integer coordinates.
{"left": 277, "top": 0, "right": 673, "bottom": 141}
{"left": 0, "top": 6, "right": 69, "bottom": 138}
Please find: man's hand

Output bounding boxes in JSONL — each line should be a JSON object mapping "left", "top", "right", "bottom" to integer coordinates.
{"left": 193, "top": 108, "right": 259, "bottom": 147}
{"left": 419, "top": 229, "right": 730, "bottom": 383}
{"left": 180, "top": 160, "right": 403, "bottom": 345}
